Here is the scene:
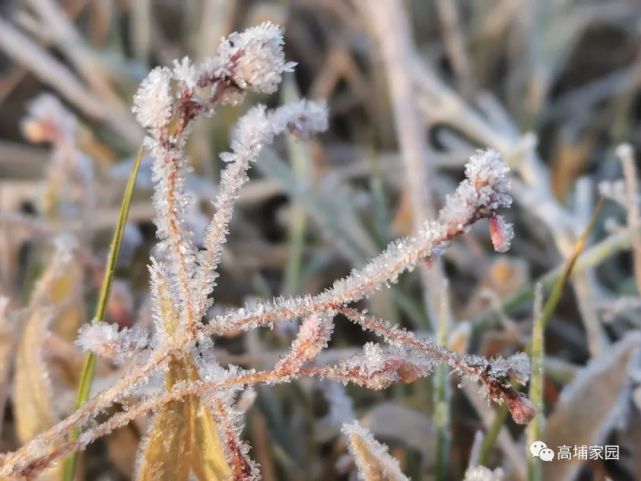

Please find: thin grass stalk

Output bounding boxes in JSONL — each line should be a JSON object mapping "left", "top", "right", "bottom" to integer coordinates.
{"left": 434, "top": 282, "right": 451, "bottom": 481}
{"left": 282, "top": 78, "right": 309, "bottom": 296}
{"left": 527, "top": 283, "right": 545, "bottom": 481}
{"left": 62, "top": 146, "right": 143, "bottom": 481}
{"left": 478, "top": 404, "right": 509, "bottom": 466}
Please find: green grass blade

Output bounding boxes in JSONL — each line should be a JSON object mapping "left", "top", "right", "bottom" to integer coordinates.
{"left": 62, "top": 146, "right": 144, "bottom": 481}
{"left": 478, "top": 404, "right": 509, "bottom": 466}
{"left": 434, "top": 283, "right": 451, "bottom": 481}
{"left": 527, "top": 283, "right": 545, "bottom": 481}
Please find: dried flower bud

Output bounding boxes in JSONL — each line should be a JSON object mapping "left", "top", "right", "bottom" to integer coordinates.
{"left": 489, "top": 214, "right": 514, "bottom": 253}
{"left": 504, "top": 390, "right": 537, "bottom": 425}
{"left": 132, "top": 66, "right": 174, "bottom": 130}
{"left": 216, "top": 22, "right": 296, "bottom": 95}
{"left": 436, "top": 149, "right": 512, "bottom": 236}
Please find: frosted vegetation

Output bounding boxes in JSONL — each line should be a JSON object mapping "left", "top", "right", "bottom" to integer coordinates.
{"left": 0, "top": 22, "right": 535, "bottom": 481}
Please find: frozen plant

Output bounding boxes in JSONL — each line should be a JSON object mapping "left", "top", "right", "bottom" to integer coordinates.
{"left": 0, "top": 23, "right": 533, "bottom": 480}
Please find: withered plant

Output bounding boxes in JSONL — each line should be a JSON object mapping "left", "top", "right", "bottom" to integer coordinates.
{"left": 0, "top": 23, "right": 534, "bottom": 481}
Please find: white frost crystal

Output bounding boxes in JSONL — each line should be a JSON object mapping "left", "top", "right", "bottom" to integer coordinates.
{"left": 76, "top": 321, "right": 149, "bottom": 364}
{"left": 342, "top": 421, "right": 410, "bottom": 481}
{"left": 463, "top": 466, "right": 504, "bottom": 481}
{"left": 216, "top": 22, "right": 296, "bottom": 94}
{"left": 269, "top": 99, "right": 328, "bottom": 135}
{"left": 132, "top": 66, "right": 174, "bottom": 129}
{"left": 172, "top": 57, "right": 199, "bottom": 92}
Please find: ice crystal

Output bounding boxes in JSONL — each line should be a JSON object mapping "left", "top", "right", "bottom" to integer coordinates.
{"left": 598, "top": 179, "right": 627, "bottom": 206}
{"left": 269, "top": 99, "right": 329, "bottom": 136}
{"left": 275, "top": 313, "right": 334, "bottom": 374}
{"left": 172, "top": 56, "right": 199, "bottom": 92}
{"left": 463, "top": 466, "right": 504, "bottom": 481}
{"left": 215, "top": 22, "right": 296, "bottom": 95}
{"left": 330, "top": 343, "right": 434, "bottom": 390}
{"left": 488, "top": 214, "right": 514, "bottom": 253}
{"left": 0, "top": 21, "right": 535, "bottom": 480}
{"left": 342, "top": 421, "right": 409, "bottom": 481}
{"left": 194, "top": 100, "right": 328, "bottom": 317}
{"left": 76, "top": 321, "right": 150, "bottom": 364}
{"left": 132, "top": 66, "right": 174, "bottom": 129}
{"left": 439, "top": 149, "right": 512, "bottom": 233}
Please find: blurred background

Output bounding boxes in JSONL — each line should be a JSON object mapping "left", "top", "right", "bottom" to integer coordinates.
{"left": 1, "top": 1, "right": 641, "bottom": 480}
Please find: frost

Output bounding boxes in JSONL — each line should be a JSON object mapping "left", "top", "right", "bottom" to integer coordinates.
{"left": 269, "top": 99, "right": 329, "bottom": 136}
{"left": 76, "top": 321, "right": 150, "bottom": 364}
{"left": 488, "top": 214, "right": 513, "bottom": 253}
{"left": 462, "top": 466, "right": 504, "bottom": 481}
{"left": 172, "top": 57, "right": 199, "bottom": 92}
{"left": 194, "top": 100, "right": 328, "bottom": 317}
{"left": 332, "top": 343, "right": 434, "bottom": 390}
{"left": 484, "top": 352, "right": 531, "bottom": 386}
{"left": 216, "top": 22, "right": 296, "bottom": 95}
{"left": 342, "top": 421, "right": 409, "bottom": 481}
{"left": 132, "top": 66, "right": 174, "bottom": 129}
{"left": 598, "top": 179, "right": 627, "bottom": 206}
{"left": 275, "top": 313, "right": 334, "bottom": 374}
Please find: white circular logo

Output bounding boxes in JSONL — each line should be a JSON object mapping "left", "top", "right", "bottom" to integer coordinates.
{"left": 529, "top": 441, "right": 555, "bottom": 462}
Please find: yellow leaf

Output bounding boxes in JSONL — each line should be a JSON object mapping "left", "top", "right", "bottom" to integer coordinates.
{"left": 136, "top": 355, "right": 233, "bottom": 481}
{"left": 136, "top": 269, "right": 232, "bottom": 481}
{"left": 13, "top": 306, "right": 62, "bottom": 481}
{"left": 343, "top": 421, "right": 410, "bottom": 481}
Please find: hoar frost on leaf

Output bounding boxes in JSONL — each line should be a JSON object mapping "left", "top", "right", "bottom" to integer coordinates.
{"left": 342, "top": 421, "right": 410, "bottom": 481}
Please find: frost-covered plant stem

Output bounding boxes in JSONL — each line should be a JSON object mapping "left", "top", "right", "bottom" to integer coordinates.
{"left": 0, "top": 147, "right": 526, "bottom": 479}
{"left": 0, "top": 321, "right": 532, "bottom": 479}
{"left": 338, "top": 307, "right": 535, "bottom": 424}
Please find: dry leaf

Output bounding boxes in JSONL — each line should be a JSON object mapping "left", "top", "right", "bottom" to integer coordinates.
{"left": 551, "top": 135, "right": 592, "bottom": 200}
{"left": 13, "top": 307, "right": 61, "bottom": 481}
{"left": 136, "top": 354, "right": 233, "bottom": 481}
{"left": 136, "top": 267, "right": 232, "bottom": 481}
{"left": 542, "top": 334, "right": 641, "bottom": 481}
{"left": 343, "top": 421, "right": 410, "bottom": 481}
